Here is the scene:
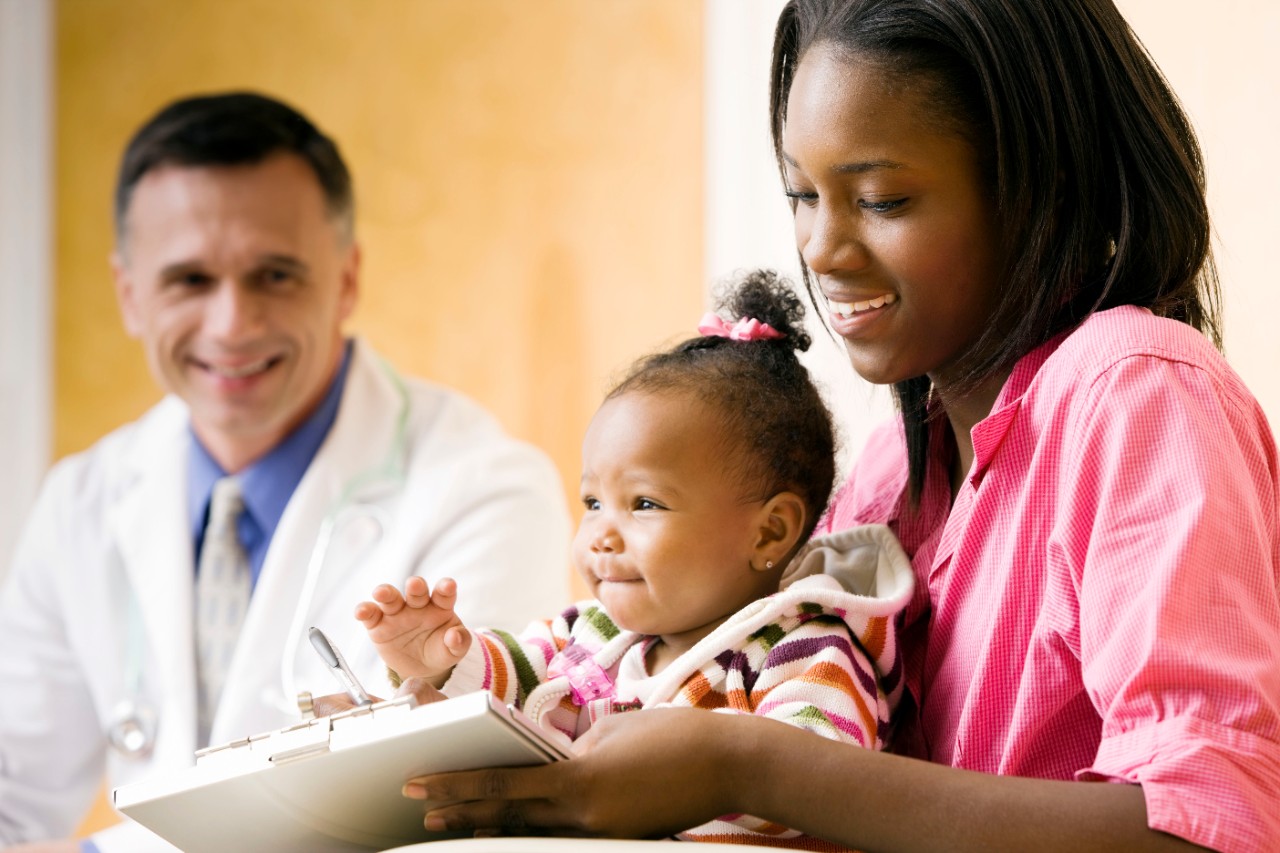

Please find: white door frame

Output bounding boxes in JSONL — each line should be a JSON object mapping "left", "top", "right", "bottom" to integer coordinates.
{"left": 0, "top": 0, "right": 53, "bottom": 580}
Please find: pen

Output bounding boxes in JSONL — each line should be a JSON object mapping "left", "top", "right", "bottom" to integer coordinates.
{"left": 308, "top": 626, "right": 373, "bottom": 706}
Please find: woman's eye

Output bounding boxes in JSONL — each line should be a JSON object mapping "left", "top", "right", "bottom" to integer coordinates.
{"left": 784, "top": 189, "right": 819, "bottom": 208}
{"left": 858, "top": 197, "right": 908, "bottom": 214}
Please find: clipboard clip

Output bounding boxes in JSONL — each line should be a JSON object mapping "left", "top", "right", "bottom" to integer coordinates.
{"left": 193, "top": 695, "right": 420, "bottom": 769}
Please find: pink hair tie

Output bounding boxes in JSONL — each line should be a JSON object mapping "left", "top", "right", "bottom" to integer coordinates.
{"left": 697, "top": 313, "right": 786, "bottom": 342}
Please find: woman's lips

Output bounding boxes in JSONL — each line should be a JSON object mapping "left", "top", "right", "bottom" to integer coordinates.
{"left": 825, "top": 293, "right": 897, "bottom": 336}
{"left": 827, "top": 292, "right": 897, "bottom": 318}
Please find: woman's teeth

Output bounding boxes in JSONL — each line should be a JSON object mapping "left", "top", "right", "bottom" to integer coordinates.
{"left": 829, "top": 293, "right": 897, "bottom": 319}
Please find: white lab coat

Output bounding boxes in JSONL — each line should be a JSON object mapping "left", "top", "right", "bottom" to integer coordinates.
{"left": 0, "top": 341, "right": 571, "bottom": 851}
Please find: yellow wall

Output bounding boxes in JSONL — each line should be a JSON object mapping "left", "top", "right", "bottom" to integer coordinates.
{"left": 56, "top": 0, "right": 704, "bottom": 495}
{"left": 57, "top": 0, "right": 703, "bottom": 836}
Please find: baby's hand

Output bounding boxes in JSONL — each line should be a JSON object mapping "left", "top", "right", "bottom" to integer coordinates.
{"left": 355, "top": 576, "right": 471, "bottom": 686}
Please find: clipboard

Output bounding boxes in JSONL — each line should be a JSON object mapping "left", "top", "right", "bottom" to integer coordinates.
{"left": 113, "top": 691, "right": 573, "bottom": 853}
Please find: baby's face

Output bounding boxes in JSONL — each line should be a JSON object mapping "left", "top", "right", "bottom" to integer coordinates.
{"left": 572, "top": 390, "right": 776, "bottom": 655}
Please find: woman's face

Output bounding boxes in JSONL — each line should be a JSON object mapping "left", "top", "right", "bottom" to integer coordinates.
{"left": 781, "top": 44, "right": 1004, "bottom": 391}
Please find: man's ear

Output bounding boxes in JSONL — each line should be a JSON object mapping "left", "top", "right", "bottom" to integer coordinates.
{"left": 751, "top": 491, "right": 806, "bottom": 572}
{"left": 111, "top": 250, "right": 143, "bottom": 339}
{"left": 337, "top": 241, "right": 361, "bottom": 323}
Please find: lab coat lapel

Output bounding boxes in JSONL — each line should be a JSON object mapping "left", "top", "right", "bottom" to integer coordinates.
{"left": 217, "top": 341, "right": 403, "bottom": 734}
{"left": 110, "top": 399, "right": 197, "bottom": 754}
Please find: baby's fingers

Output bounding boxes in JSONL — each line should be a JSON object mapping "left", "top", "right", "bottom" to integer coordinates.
{"left": 353, "top": 600, "right": 385, "bottom": 628}
{"left": 403, "top": 575, "right": 431, "bottom": 607}
{"left": 428, "top": 577, "right": 460, "bottom": 613}
{"left": 443, "top": 625, "right": 471, "bottom": 659}
{"left": 370, "top": 583, "right": 408, "bottom": 615}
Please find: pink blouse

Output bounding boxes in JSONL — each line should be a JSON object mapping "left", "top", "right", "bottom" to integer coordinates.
{"left": 820, "top": 306, "right": 1280, "bottom": 852}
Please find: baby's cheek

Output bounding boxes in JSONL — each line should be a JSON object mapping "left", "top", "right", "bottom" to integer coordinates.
{"left": 569, "top": 543, "right": 594, "bottom": 586}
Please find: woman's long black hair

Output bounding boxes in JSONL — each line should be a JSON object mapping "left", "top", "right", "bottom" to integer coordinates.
{"left": 770, "top": 0, "right": 1221, "bottom": 502}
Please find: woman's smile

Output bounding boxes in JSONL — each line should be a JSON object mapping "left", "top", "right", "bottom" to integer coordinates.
{"left": 824, "top": 292, "right": 898, "bottom": 336}
{"left": 782, "top": 45, "right": 1004, "bottom": 390}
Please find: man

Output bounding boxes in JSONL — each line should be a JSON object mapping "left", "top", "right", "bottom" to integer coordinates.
{"left": 0, "top": 92, "right": 570, "bottom": 852}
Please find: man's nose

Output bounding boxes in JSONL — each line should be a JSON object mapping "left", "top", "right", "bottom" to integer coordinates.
{"left": 204, "top": 280, "right": 265, "bottom": 339}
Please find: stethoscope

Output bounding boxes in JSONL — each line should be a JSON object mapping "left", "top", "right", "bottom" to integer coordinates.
{"left": 107, "top": 357, "right": 410, "bottom": 759}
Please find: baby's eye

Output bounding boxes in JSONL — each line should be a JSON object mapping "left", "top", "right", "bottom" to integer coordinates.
{"left": 582, "top": 497, "right": 601, "bottom": 511}
{"left": 634, "top": 498, "right": 663, "bottom": 511}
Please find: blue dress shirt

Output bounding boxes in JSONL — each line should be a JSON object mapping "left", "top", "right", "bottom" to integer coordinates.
{"left": 187, "top": 341, "right": 353, "bottom": 587}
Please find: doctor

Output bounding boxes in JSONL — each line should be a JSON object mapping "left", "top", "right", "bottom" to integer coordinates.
{"left": 0, "top": 92, "right": 571, "bottom": 852}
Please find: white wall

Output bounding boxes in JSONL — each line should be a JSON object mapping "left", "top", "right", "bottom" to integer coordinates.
{"left": 704, "top": 0, "right": 1280, "bottom": 484}
{"left": 704, "top": 0, "right": 891, "bottom": 479}
{"left": 1116, "top": 0, "right": 1280, "bottom": 430}
{"left": 0, "top": 0, "right": 53, "bottom": 585}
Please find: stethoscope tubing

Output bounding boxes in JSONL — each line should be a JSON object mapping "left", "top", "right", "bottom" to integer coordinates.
{"left": 108, "top": 356, "right": 412, "bottom": 758}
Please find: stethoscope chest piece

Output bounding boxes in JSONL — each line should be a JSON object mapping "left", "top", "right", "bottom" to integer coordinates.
{"left": 108, "top": 698, "right": 158, "bottom": 759}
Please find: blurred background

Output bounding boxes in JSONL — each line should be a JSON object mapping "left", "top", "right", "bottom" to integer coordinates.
{"left": 0, "top": 0, "right": 1277, "bottom": 833}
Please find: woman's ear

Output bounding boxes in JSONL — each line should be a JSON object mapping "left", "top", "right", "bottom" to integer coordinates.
{"left": 751, "top": 492, "right": 806, "bottom": 572}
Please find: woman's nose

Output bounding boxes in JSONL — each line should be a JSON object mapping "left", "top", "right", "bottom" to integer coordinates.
{"left": 799, "top": 203, "right": 869, "bottom": 276}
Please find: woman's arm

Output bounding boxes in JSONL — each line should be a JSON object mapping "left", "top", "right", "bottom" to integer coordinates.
{"left": 406, "top": 707, "right": 1205, "bottom": 852}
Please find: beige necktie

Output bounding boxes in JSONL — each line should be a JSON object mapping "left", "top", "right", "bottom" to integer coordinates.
{"left": 195, "top": 476, "right": 251, "bottom": 747}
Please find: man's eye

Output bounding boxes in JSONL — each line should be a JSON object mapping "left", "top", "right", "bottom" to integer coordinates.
{"left": 172, "top": 272, "right": 213, "bottom": 288}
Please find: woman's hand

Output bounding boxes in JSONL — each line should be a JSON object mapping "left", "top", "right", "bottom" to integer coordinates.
{"left": 403, "top": 707, "right": 748, "bottom": 838}
{"left": 312, "top": 676, "right": 449, "bottom": 717}
{"left": 312, "top": 690, "right": 372, "bottom": 718}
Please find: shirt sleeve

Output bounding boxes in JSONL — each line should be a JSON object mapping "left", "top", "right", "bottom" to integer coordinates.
{"left": 0, "top": 464, "right": 105, "bottom": 844}
{"left": 646, "top": 612, "right": 891, "bottom": 745}
{"left": 743, "top": 614, "right": 889, "bottom": 749}
{"left": 442, "top": 617, "right": 565, "bottom": 707}
{"left": 670, "top": 613, "right": 884, "bottom": 849}
{"left": 1059, "top": 353, "right": 1280, "bottom": 852}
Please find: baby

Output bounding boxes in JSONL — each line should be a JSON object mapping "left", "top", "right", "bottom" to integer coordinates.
{"left": 358, "top": 269, "right": 913, "bottom": 849}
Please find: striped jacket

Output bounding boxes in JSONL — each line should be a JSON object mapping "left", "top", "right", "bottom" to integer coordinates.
{"left": 441, "top": 524, "right": 914, "bottom": 849}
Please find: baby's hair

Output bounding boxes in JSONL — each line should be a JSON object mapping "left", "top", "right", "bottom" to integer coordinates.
{"left": 608, "top": 269, "right": 836, "bottom": 543}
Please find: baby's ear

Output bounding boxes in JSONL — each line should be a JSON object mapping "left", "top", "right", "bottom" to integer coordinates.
{"left": 751, "top": 492, "right": 806, "bottom": 572}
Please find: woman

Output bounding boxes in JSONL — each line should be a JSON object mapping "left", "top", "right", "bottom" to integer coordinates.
{"left": 405, "top": 1, "right": 1280, "bottom": 849}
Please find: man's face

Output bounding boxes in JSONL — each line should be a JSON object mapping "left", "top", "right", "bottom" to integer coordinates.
{"left": 112, "top": 153, "right": 359, "bottom": 471}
